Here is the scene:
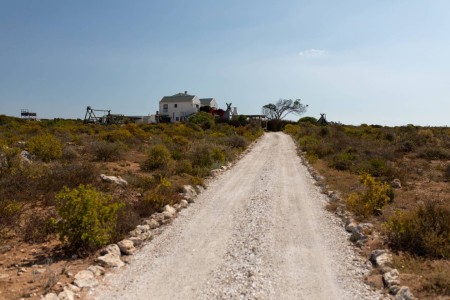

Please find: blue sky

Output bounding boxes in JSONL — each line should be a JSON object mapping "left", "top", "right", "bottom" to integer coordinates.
{"left": 0, "top": 0, "right": 449, "bottom": 126}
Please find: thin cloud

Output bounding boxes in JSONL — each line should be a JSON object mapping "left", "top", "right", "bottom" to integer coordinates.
{"left": 298, "top": 49, "right": 328, "bottom": 57}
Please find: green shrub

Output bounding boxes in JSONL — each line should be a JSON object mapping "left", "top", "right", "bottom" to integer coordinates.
{"left": 142, "top": 144, "right": 171, "bottom": 171}
{"left": 189, "top": 144, "right": 213, "bottom": 167}
{"left": 188, "top": 112, "right": 215, "bottom": 130}
{"left": 222, "top": 135, "right": 247, "bottom": 149}
{"left": 346, "top": 174, "right": 393, "bottom": 217}
{"left": 28, "top": 134, "right": 63, "bottom": 162}
{"left": 136, "top": 177, "right": 175, "bottom": 217}
{"left": 88, "top": 141, "right": 124, "bottom": 161}
{"left": 99, "top": 128, "right": 133, "bottom": 143}
{"left": 54, "top": 184, "right": 123, "bottom": 249}
{"left": 331, "top": 153, "right": 356, "bottom": 171}
{"left": 298, "top": 116, "right": 318, "bottom": 124}
{"left": 385, "top": 202, "right": 450, "bottom": 258}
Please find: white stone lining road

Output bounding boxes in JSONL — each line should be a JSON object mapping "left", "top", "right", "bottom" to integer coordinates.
{"left": 90, "top": 132, "right": 384, "bottom": 300}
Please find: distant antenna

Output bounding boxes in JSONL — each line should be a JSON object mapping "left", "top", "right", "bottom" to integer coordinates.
{"left": 21, "top": 109, "right": 37, "bottom": 120}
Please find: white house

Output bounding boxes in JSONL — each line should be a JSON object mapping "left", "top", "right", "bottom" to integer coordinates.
{"left": 159, "top": 91, "right": 201, "bottom": 122}
{"left": 199, "top": 98, "right": 218, "bottom": 109}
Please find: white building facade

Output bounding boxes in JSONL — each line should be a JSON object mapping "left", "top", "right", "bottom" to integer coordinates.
{"left": 159, "top": 92, "right": 201, "bottom": 122}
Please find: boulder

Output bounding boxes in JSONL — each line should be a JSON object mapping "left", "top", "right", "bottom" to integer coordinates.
{"left": 391, "top": 179, "right": 402, "bottom": 189}
{"left": 87, "top": 265, "right": 105, "bottom": 276}
{"left": 73, "top": 270, "right": 98, "bottom": 288}
{"left": 58, "top": 288, "right": 74, "bottom": 300}
{"left": 220, "top": 165, "right": 228, "bottom": 170}
{"left": 117, "top": 239, "right": 137, "bottom": 255}
{"left": 395, "top": 286, "right": 416, "bottom": 300}
{"left": 0, "top": 273, "right": 10, "bottom": 282}
{"left": 350, "top": 229, "right": 366, "bottom": 243}
{"left": 211, "top": 169, "right": 221, "bottom": 177}
{"left": 100, "top": 174, "right": 128, "bottom": 187}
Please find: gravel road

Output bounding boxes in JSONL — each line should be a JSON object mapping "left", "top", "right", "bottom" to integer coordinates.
{"left": 91, "top": 132, "right": 383, "bottom": 300}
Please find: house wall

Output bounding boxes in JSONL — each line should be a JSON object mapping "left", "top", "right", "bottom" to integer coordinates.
{"left": 210, "top": 99, "right": 218, "bottom": 109}
{"left": 159, "top": 97, "right": 200, "bottom": 122}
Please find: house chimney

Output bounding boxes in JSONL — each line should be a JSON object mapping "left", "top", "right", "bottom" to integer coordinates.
{"left": 184, "top": 91, "right": 187, "bottom": 95}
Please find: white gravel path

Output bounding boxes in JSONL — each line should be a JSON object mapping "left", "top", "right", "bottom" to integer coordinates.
{"left": 90, "top": 132, "right": 384, "bottom": 300}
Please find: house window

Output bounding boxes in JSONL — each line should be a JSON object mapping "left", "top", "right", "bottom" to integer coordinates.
{"left": 174, "top": 104, "right": 178, "bottom": 108}
{"left": 195, "top": 104, "right": 199, "bottom": 108}
{"left": 163, "top": 104, "right": 168, "bottom": 112}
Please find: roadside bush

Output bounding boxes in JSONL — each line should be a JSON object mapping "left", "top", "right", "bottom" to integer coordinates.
{"left": 28, "top": 134, "right": 63, "bottom": 162}
{"left": 346, "top": 174, "right": 393, "bottom": 217}
{"left": 330, "top": 152, "right": 356, "bottom": 171}
{"left": 142, "top": 144, "right": 171, "bottom": 171}
{"left": 222, "top": 135, "right": 247, "bottom": 149}
{"left": 54, "top": 184, "right": 123, "bottom": 250}
{"left": 385, "top": 202, "right": 450, "bottom": 258}
{"left": 189, "top": 144, "right": 213, "bottom": 168}
{"left": 99, "top": 128, "right": 133, "bottom": 143}
{"left": 88, "top": 141, "right": 124, "bottom": 161}
{"left": 136, "top": 177, "right": 175, "bottom": 217}
{"left": 41, "top": 162, "right": 97, "bottom": 195}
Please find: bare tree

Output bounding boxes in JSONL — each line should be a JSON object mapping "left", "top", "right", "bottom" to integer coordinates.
{"left": 262, "top": 99, "right": 308, "bottom": 120}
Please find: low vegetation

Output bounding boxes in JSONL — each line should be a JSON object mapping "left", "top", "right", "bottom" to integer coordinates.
{"left": 284, "top": 121, "right": 450, "bottom": 298}
{"left": 0, "top": 114, "right": 262, "bottom": 251}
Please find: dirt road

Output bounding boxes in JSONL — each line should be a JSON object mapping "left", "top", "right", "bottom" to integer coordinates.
{"left": 91, "top": 132, "right": 382, "bottom": 300}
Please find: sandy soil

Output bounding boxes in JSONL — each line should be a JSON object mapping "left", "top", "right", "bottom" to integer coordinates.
{"left": 90, "top": 132, "right": 383, "bottom": 300}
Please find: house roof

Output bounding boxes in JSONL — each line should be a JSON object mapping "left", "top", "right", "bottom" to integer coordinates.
{"left": 160, "top": 93, "right": 199, "bottom": 103}
{"left": 199, "top": 98, "right": 215, "bottom": 106}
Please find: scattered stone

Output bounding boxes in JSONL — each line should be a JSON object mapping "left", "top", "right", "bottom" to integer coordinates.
{"left": 74, "top": 270, "right": 98, "bottom": 288}
{"left": 180, "top": 199, "right": 189, "bottom": 209}
{"left": 32, "top": 268, "right": 47, "bottom": 275}
{"left": 145, "top": 219, "right": 160, "bottom": 229}
{"left": 117, "top": 239, "right": 137, "bottom": 255}
{"left": 327, "top": 191, "right": 341, "bottom": 202}
{"left": 182, "top": 185, "right": 197, "bottom": 201}
{"left": 211, "top": 169, "right": 221, "bottom": 177}
{"left": 100, "top": 174, "right": 128, "bottom": 186}
{"left": 350, "top": 229, "right": 366, "bottom": 243}
{"left": 395, "top": 286, "right": 416, "bottom": 300}
{"left": 87, "top": 265, "right": 105, "bottom": 277}
{"left": 42, "top": 293, "right": 59, "bottom": 300}
{"left": 129, "top": 237, "right": 143, "bottom": 247}
{"left": 220, "top": 165, "right": 228, "bottom": 171}
{"left": 96, "top": 253, "right": 124, "bottom": 268}
{"left": 58, "top": 288, "right": 74, "bottom": 300}
{"left": 163, "top": 205, "right": 176, "bottom": 219}
{"left": 65, "top": 283, "right": 81, "bottom": 293}
{"left": 391, "top": 179, "right": 402, "bottom": 189}
{"left": 370, "top": 250, "right": 392, "bottom": 268}
{"left": 100, "top": 244, "right": 121, "bottom": 257}
{"left": 173, "top": 203, "right": 182, "bottom": 212}
{"left": 345, "top": 222, "right": 357, "bottom": 234}
{"left": 383, "top": 269, "right": 401, "bottom": 294}
{"left": 20, "top": 150, "right": 32, "bottom": 164}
